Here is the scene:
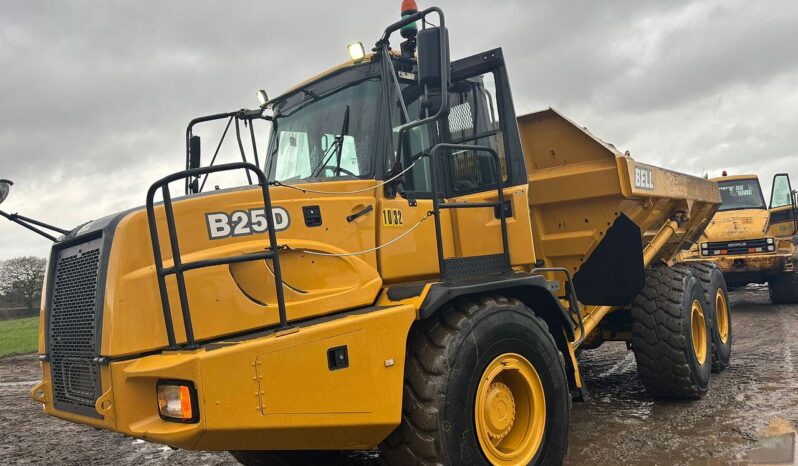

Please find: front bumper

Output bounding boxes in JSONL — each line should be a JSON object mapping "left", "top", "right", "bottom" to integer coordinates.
{"left": 707, "top": 253, "right": 792, "bottom": 274}
{"left": 32, "top": 304, "right": 415, "bottom": 451}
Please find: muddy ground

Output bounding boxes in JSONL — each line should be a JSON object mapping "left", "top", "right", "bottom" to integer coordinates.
{"left": 1, "top": 286, "right": 796, "bottom": 465}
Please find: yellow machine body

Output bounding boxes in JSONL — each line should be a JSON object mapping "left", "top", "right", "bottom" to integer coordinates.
{"left": 32, "top": 60, "right": 721, "bottom": 450}
{"left": 680, "top": 174, "right": 798, "bottom": 286}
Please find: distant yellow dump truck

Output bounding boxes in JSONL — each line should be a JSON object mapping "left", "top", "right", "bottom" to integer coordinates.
{"left": 3, "top": 4, "right": 731, "bottom": 465}
{"left": 681, "top": 173, "right": 798, "bottom": 303}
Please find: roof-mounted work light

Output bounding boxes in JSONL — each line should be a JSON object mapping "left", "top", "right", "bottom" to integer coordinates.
{"left": 348, "top": 42, "right": 366, "bottom": 63}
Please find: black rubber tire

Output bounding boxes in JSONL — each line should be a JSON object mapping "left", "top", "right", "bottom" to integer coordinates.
{"left": 630, "top": 265, "right": 712, "bottom": 399}
{"left": 229, "top": 450, "right": 357, "bottom": 466}
{"left": 680, "top": 262, "right": 732, "bottom": 372}
{"left": 768, "top": 271, "right": 798, "bottom": 304}
{"left": 380, "top": 295, "right": 570, "bottom": 466}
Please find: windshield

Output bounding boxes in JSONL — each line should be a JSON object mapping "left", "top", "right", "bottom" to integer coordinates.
{"left": 718, "top": 179, "right": 766, "bottom": 211}
{"left": 266, "top": 64, "right": 382, "bottom": 182}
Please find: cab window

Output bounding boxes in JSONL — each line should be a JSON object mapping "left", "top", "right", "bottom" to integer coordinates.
{"left": 445, "top": 72, "right": 506, "bottom": 194}
{"left": 770, "top": 174, "right": 793, "bottom": 209}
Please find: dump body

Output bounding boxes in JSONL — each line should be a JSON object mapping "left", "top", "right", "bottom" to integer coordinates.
{"left": 518, "top": 109, "right": 720, "bottom": 307}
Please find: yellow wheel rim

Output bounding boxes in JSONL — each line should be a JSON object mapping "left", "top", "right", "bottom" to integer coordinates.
{"left": 715, "top": 289, "right": 729, "bottom": 344}
{"left": 691, "top": 299, "right": 708, "bottom": 365}
{"left": 475, "top": 353, "right": 546, "bottom": 466}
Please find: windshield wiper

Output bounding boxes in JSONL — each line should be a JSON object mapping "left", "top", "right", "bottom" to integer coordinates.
{"left": 309, "top": 105, "right": 350, "bottom": 178}
{"left": 334, "top": 105, "right": 351, "bottom": 176}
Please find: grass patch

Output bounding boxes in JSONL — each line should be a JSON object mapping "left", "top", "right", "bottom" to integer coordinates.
{"left": 0, "top": 316, "right": 39, "bottom": 357}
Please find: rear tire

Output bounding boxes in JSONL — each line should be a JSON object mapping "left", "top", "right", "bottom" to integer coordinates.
{"left": 630, "top": 265, "right": 712, "bottom": 399}
{"left": 380, "top": 295, "right": 570, "bottom": 466}
{"left": 769, "top": 271, "right": 798, "bottom": 304}
{"left": 230, "top": 450, "right": 359, "bottom": 466}
{"left": 681, "top": 262, "right": 732, "bottom": 372}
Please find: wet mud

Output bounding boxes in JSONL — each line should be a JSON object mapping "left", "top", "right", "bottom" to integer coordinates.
{"left": 1, "top": 286, "right": 796, "bottom": 465}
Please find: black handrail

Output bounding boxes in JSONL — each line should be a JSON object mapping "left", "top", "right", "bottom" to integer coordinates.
{"left": 146, "top": 162, "right": 289, "bottom": 349}
{"left": 377, "top": 7, "right": 450, "bottom": 187}
{"left": 427, "top": 143, "right": 510, "bottom": 279}
{"left": 184, "top": 108, "right": 266, "bottom": 195}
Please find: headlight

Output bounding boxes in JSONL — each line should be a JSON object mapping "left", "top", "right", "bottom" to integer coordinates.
{"left": 701, "top": 243, "right": 708, "bottom": 249}
{"left": 767, "top": 238, "right": 774, "bottom": 245}
{"left": 768, "top": 245, "right": 775, "bottom": 252}
{"left": 157, "top": 381, "right": 198, "bottom": 423}
{"left": 701, "top": 249, "right": 709, "bottom": 256}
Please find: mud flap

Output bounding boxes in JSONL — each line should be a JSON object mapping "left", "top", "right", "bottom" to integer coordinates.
{"left": 573, "top": 214, "right": 644, "bottom": 306}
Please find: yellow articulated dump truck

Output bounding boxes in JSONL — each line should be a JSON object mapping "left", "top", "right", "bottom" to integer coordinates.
{"left": 681, "top": 173, "right": 798, "bottom": 303}
{"left": 1, "top": 4, "right": 728, "bottom": 465}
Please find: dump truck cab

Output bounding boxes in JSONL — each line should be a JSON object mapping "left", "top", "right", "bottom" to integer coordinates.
{"left": 681, "top": 173, "right": 798, "bottom": 302}
{"left": 4, "top": 4, "right": 733, "bottom": 466}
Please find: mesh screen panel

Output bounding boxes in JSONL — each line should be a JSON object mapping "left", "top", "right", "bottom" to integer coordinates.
{"left": 48, "top": 237, "right": 103, "bottom": 416}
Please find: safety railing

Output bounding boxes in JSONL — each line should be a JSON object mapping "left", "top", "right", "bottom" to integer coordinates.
{"left": 146, "top": 162, "right": 288, "bottom": 349}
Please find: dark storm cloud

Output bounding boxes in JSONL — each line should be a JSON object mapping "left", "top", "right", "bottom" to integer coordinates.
{"left": 1, "top": 0, "right": 797, "bottom": 259}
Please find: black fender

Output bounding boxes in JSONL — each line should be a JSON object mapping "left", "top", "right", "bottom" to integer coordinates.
{"left": 419, "top": 272, "right": 575, "bottom": 342}
{"left": 417, "top": 272, "right": 587, "bottom": 399}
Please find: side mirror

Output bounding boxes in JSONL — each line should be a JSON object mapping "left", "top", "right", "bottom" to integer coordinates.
{"left": 416, "top": 26, "right": 450, "bottom": 91}
{"left": 189, "top": 135, "right": 201, "bottom": 170}
{"left": 0, "top": 179, "right": 12, "bottom": 205}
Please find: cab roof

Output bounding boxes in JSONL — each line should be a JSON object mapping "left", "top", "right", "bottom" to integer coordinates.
{"left": 270, "top": 51, "right": 403, "bottom": 104}
{"left": 709, "top": 174, "right": 759, "bottom": 183}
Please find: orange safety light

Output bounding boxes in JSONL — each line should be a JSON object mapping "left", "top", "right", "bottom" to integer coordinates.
{"left": 401, "top": 0, "right": 418, "bottom": 15}
{"left": 401, "top": 0, "right": 418, "bottom": 39}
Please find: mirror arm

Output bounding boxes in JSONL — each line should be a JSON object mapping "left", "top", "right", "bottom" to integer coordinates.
{"left": 0, "top": 210, "right": 67, "bottom": 242}
{"left": 378, "top": 8, "right": 449, "bottom": 191}
{"left": 248, "top": 120, "right": 260, "bottom": 169}
{"left": 234, "top": 117, "right": 254, "bottom": 185}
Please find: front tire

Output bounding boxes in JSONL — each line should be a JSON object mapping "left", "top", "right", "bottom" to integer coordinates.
{"left": 630, "top": 265, "right": 712, "bottom": 399}
{"left": 380, "top": 295, "right": 570, "bottom": 466}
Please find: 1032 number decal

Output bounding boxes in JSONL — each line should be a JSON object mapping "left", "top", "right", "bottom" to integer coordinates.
{"left": 382, "top": 208, "right": 404, "bottom": 227}
{"left": 206, "top": 207, "right": 290, "bottom": 240}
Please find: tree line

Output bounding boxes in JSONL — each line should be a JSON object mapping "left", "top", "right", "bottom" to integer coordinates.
{"left": 0, "top": 256, "right": 46, "bottom": 311}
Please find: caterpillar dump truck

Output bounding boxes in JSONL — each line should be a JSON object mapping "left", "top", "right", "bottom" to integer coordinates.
{"left": 2, "top": 4, "right": 730, "bottom": 465}
{"left": 681, "top": 173, "right": 798, "bottom": 303}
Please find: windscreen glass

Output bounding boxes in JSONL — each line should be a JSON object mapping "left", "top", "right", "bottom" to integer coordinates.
{"left": 718, "top": 179, "right": 766, "bottom": 211}
{"left": 267, "top": 65, "right": 381, "bottom": 182}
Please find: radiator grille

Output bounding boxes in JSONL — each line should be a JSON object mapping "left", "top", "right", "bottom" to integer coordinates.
{"left": 48, "top": 237, "right": 103, "bottom": 417}
{"left": 702, "top": 238, "right": 772, "bottom": 256}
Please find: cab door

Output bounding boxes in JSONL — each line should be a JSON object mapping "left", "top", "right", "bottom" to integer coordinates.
{"left": 439, "top": 50, "right": 535, "bottom": 274}
{"left": 377, "top": 50, "right": 534, "bottom": 283}
{"left": 768, "top": 173, "right": 798, "bottom": 236}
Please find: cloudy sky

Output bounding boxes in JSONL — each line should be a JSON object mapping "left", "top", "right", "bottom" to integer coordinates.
{"left": 1, "top": 0, "right": 797, "bottom": 260}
